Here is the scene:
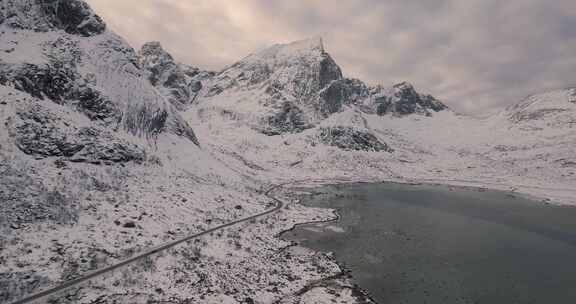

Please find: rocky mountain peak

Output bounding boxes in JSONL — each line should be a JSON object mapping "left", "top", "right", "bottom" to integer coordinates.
{"left": 279, "top": 36, "right": 325, "bottom": 53}
{"left": 365, "top": 81, "right": 448, "bottom": 116}
{"left": 139, "top": 41, "right": 173, "bottom": 63}
{"left": 392, "top": 81, "right": 416, "bottom": 93}
{"left": 138, "top": 41, "right": 177, "bottom": 86}
{"left": 138, "top": 41, "right": 213, "bottom": 109}
{"left": 0, "top": 0, "right": 201, "bottom": 168}
{"left": 0, "top": 0, "right": 106, "bottom": 36}
{"left": 210, "top": 36, "right": 342, "bottom": 95}
{"left": 197, "top": 37, "right": 345, "bottom": 134}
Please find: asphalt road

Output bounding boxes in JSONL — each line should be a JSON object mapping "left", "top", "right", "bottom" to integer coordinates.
{"left": 9, "top": 183, "right": 286, "bottom": 304}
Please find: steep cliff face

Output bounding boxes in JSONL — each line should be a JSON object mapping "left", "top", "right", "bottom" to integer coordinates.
{"left": 0, "top": 0, "right": 200, "bottom": 158}
{"left": 192, "top": 38, "right": 347, "bottom": 134}
{"left": 206, "top": 37, "right": 342, "bottom": 106}
{"left": 187, "top": 37, "right": 447, "bottom": 136}
{"left": 0, "top": 0, "right": 106, "bottom": 36}
{"left": 370, "top": 82, "right": 448, "bottom": 116}
{"left": 138, "top": 41, "right": 214, "bottom": 110}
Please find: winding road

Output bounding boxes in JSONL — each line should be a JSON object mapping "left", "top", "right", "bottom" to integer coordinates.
{"left": 9, "top": 183, "right": 287, "bottom": 304}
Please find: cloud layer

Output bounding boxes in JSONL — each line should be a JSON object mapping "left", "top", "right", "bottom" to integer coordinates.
{"left": 87, "top": 0, "right": 576, "bottom": 115}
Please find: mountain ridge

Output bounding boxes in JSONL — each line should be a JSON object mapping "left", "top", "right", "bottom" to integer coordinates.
{"left": 2, "top": 1, "right": 576, "bottom": 303}
{"left": 162, "top": 37, "right": 449, "bottom": 136}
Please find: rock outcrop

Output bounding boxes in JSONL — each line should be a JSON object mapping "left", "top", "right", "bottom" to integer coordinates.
{"left": 198, "top": 38, "right": 348, "bottom": 134}
{"left": 317, "top": 126, "right": 393, "bottom": 152}
{"left": 0, "top": 0, "right": 200, "bottom": 147}
{"left": 138, "top": 42, "right": 213, "bottom": 109}
{"left": 369, "top": 82, "right": 447, "bottom": 116}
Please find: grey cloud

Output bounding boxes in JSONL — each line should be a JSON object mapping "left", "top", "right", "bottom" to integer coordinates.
{"left": 87, "top": 0, "right": 576, "bottom": 115}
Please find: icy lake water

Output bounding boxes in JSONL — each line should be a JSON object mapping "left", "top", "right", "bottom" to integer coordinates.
{"left": 282, "top": 183, "right": 576, "bottom": 304}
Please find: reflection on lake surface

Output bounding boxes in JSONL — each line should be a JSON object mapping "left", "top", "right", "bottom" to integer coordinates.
{"left": 283, "top": 183, "right": 576, "bottom": 304}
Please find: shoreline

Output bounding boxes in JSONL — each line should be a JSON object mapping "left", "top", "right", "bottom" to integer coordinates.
{"left": 279, "top": 176, "right": 576, "bottom": 206}
{"left": 273, "top": 177, "right": 576, "bottom": 303}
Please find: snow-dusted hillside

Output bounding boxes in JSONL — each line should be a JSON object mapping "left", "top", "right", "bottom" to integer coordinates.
{"left": 188, "top": 37, "right": 447, "bottom": 136}
{"left": 138, "top": 41, "right": 214, "bottom": 110}
{"left": 0, "top": 1, "right": 369, "bottom": 304}
{"left": 2, "top": 1, "right": 575, "bottom": 303}
{"left": 178, "top": 37, "right": 575, "bottom": 206}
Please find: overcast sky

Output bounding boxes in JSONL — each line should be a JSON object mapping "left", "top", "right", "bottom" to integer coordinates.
{"left": 87, "top": 0, "right": 576, "bottom": 115}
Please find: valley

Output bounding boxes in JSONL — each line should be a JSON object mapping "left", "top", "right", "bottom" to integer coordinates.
{"left": 0, "top": 1, "right": 575, "bottom": 303}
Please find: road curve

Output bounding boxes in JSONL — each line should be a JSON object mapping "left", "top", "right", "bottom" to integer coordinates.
{"left": 10, "top": 183, "right": 287, "bottom": 304}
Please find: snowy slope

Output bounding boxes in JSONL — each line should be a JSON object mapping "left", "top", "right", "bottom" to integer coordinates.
{"left": 186, "top": 37, "right": 447, "bottom": 136}
{"left": 2, "top": 1, "right": 575, "bottom": 303}
{"left": 1, "top": 2, "right": 368, "bottom": 304}
{"left": 138, "top": 41, "right": 214, "bottom": 110}
{"left": 179, "top": 38, "right": 575, "bottom": 206}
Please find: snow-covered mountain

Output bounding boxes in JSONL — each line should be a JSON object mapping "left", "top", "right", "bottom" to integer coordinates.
{"left": 1, "top": 1, "right": 575, "bottom": 303}
{"left": 0, "top": 0, "right": 198, "bottom": 145}
{"left": 186, "top": 37, "right": 447, "bottom": 136}
{"left": 174, "top": 36, "right": 575, "bottom": 206}
{"left": 1, "top": 1, "right": 368, "bottom": 303}
{"left": 138, "top": 41, "right": 214, "bottom": 110}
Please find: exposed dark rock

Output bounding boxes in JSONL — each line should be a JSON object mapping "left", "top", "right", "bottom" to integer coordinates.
{"left": 11, "top": 103, "right": 145, "bottom": 163}
{"left": 318, "top": 126, "right": 393, "bottom": 152}
{"left": 0, "top": 63, "right": 121, "bottom": 124}
{"left": 318, "top": 50, "right": 343, "bottom": 89}
{"left": 201, "top": 37, "right": 447, "bottom": 135}
{"left": 205, "top": 38, "right": 345, "bottom": 128}
{"left": 72, "top": 85, "right": 120, "bottom": 123}
{"left": 262, "top": 102, "right": 312, "bottom": 135}
{"left": 374, "top": 82, "right": 447, "bottom": 116}
{"left": 319, "top": 78, "right": 369, "bottom": 115}
{"left": 2, "top": 63, "right": 75, "bottom": 102}
{"left": 41, "top": 0, "right": 106, "bottom": 36}
{"left": 243, "top": 297, "right": 255, "bottom": 304}
{"left": 139, "top": 42, "right": 179, "bottom": 86}
{"left": 1, "top": 0, "right": 105, "bottom": 36}
{"left": 138, "top": 41, "right": 214, "bottom": 109}
{"left": 122, "top": 221, "right": 136, "bottom": 228}
{"left": 168, "top": 114, "right": 201, "bottom": 145}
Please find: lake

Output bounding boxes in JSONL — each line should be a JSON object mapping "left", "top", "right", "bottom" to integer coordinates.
{"left": 282, "top": 183, "right": 576, "bottom": 304}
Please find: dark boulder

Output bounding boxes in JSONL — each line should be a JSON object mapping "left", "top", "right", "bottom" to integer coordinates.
{"left": 122, "top": 221, "right": 136, "bottom": 228}
{"left": 318, "top": 126, "right": 393, "bottom": 152}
